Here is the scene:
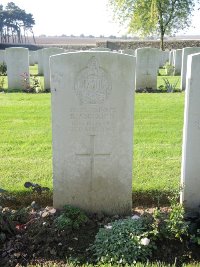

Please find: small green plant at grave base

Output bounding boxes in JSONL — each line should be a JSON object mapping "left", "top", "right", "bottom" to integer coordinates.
{"left": 55, "top": 205, "right": 88, "bottom": 231}
{"left": 164, "top": 62, "right": 174, "bottom": 76}
{"left": 162, "top": 77, "right": 180, "bottom": 93}
{"left": 0, "top": 187, "right": 15, "bottom": 205}
{"left": 0, "top": 207, "right": 16, "bottom": 244}
{"left": 0, "top": 62, "right": 7, "bottom": 76}
{"left": 21, "top": 73, "right": 43, "bottom": 93}
{"left": 24, "top": 181, "right": 50, "bottom": 194}
{"left": 0, "top": 62, "right": 6, "bottom": 91}
{"left": 151, "top": 189, "right": 189, "bottom": 242}
{"left": 191, "top": 229, "right": 200, "bottom": 245}
{"left": 0, "top": 76, "right": 5, "bottom": 91}
{"left": 30, "top": 75, "right": 43, "bottom": 93}
{"left": 186, "top": 207, "right": 200, "bottom": 246}
{"left": 92, "top": 217, "right": 155, "bottom": 265}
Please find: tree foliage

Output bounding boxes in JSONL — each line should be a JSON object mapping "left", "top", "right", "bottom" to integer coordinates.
{"left": 109, "top": 0, "right": 199, "bottom": 50}
{"left": 0, "top": 2, "right": 35, "bottom": 44}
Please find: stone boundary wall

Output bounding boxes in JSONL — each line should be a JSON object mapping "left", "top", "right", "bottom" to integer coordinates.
{"left": 1, "top": 40, "right": 200, "bottom": 51}
{"left": 96, "top": 40, "right": 200, "bottom": 50}
{"left": 0, "top": 43, "right": 95, "bottom": 51}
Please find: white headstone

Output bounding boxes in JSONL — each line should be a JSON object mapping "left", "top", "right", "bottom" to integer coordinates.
{"left": 169, "top": 50, "right": 174, "bottom": 65}
{"left": 5, "top": 47, "right": 29, "bottom": 90}
{"left": 37, "top": 49, "right": 44, "bottom": 75}
{"left": 172, "top": 50, "right": 176, "bottom": 66}
{"left": 181, "top": 52, "right": 200, "bottom": 210}
{"left": 159, "top": 50, "right": 169, "bottom": 68}
{"left": 181, "top": 47, "right": 200, "bottom": 90}
{"left": 0, "top": 50, "right": 5, "bottom": 64}
{"left": 50, "top": 51, "right": 135, "bottom": 215}
{"left": 135, "top": 47, "right": 160, "bottom": 90}
{"left": 173, "top": 49, "right": 182, "bottom": 75}
{"left": 29, "top": 51, "right": 37, "bottom": 66}
{"left": 34, "top": 50, "right": 38, "bottom": 64}
{"left": 43, "top": 47, "right": 65, "bottom": 90}
{"left": 122, "top": 49, "right": 135, "bottom": 56}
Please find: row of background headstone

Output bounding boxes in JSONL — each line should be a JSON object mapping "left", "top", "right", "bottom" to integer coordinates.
{"left": 0, "top": 47, "right": 166, "bottom": 91}
{"left": 2, "top": 46, "right": 200, "bottom": 91}
{"left": 49, "top": 49, "right": 200, "bottom": 213}
{"left": 2, "top": 46, "right": 200, "bottom": 213}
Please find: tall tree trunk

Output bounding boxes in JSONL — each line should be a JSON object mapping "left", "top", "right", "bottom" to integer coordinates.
{"left": 23, "top": 27, "right": 27, "bottom": 43}
{"left": 12, "top": 31, "right": 14, "bottom": 43}
{"left": 30, "top": 28, "right": 36, "bottom": 44}
{"left": 160, "top": 30, "right": 164, "bottom": 51}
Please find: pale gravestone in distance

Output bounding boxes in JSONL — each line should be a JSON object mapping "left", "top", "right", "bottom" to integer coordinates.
{"left": 122, "top": 49, "right": 135, "bottom": 56}
{"left": 43, "top": 47, "right": 65, "bottom": 90}
{"left": 181, "top": 52, "right": 200, "bottom": 211}
{"left": 169, "top": 50, "right": 174, "bottom": 65}
{"left": 173, "top": 49, "right": 182, "bottom": 75}
{"left": 50, "top": 52, "right": 135, "bottom": 215}
{"left": 29, "top": 51, "right": 37, "bottom": 66}
{"left": 159, "top": 50, "right": 169, "bottom": 68}
{"left": 135, "top": 47, "right": 159, "bottom": 90}
{"left": 181, "top": 47, "right": 200, "bottom": 90}
{"left": 5, "top": 47, "right": 29, "bottom": 90}
{"left": 37, "top": 49, "right": 44, "bottom": 75}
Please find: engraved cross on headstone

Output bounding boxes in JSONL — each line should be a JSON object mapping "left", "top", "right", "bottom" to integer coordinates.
{"left": 76, "top": 135, "right": 111, "bottom": 190}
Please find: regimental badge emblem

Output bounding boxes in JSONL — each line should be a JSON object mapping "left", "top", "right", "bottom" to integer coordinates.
{"left": 74, "top": 56, "right": 112, "bottom": 104}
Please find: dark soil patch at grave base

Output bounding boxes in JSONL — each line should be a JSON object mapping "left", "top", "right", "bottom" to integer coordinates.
{"left": 152, "top": 239, "right": 200, "bottom": 266}
{"left": 1, "top": 191, "right": 172, "bottom": 211}
{"left": 0, "top": 206, "right": 100, "bottom": 266}
{"left": 0, "top": 204, "right": 200, "bottom": 267}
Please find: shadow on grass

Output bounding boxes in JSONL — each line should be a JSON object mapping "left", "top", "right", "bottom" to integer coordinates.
{"left": 0, "top": 190, "right": 53, "bottom": 209}
{"left": 0, "top": 189, "right": 177, "bottom": 210}
{"left": 132, "top": 189, "right": 179, "bottom": 208}
{"left": 0, "top": 89, "right": 50, "bottom": 93}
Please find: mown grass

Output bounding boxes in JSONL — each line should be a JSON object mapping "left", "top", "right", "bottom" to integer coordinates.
{"left": 0, "top": 65, "right": 185, "bottom": 205}
{"left": 0, "top": 93, "right": 52, "bottom": 193}
{"left": 0, "top": 93, "right": 185, "bottom": 202}
{"left": 157, "top": 67, "right": 181, "bottom": 90}
{"left": 133, "top": 93, "right": 184, "bottom": 204}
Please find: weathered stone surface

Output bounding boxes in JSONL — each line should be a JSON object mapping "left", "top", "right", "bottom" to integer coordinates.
{"left": 173, "top": 49, "right": 182, "bottom": 75}
{"left": 135, "top": 47, "right": 159, "bottom": 90}
{"left": 181, "top": 52, "right": 200, "bottom": 210}
{"left": 159, "top": 50, "right": 169, "bottom": 68}
{"left": 97, "top": 40, "right": 200, "bottom": 51}
{"left": 169, "top": 50, "right": 175, "bottom": 65}
{"left": 43, "top": 47, "right": 65, "bottom": 90}
{"left": 29, "top": 51, "right": 37, "bottom": 66}
{"left": 37, "top": 49, "right": 44, "bottom": 75}
{"left": 122, "top": 49, "right": 135, "bottom": 56}
{"left": 50, "top": 51, "right": 135, "bottom": 215}
{"left": 181, "top": 47, "right": 200, "bottom": 90}
{"left": 5, "top": 47, "right": 29, "bottom": 90}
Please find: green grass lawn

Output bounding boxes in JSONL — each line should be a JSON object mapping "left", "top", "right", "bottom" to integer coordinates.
{"left": 0, "top": 92, "right": 185, "bottom": 204}
{"left": 0, "top": 93, "right": 52, "bottom": 193}
{"left": 157, "top": 67, "right": 181, "bottom": 90}
{"left": 0, "top": 65, "right": 185, "bottom": 205}
{"left": 133, "top": 93, "right": 184, "bottom": 204}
